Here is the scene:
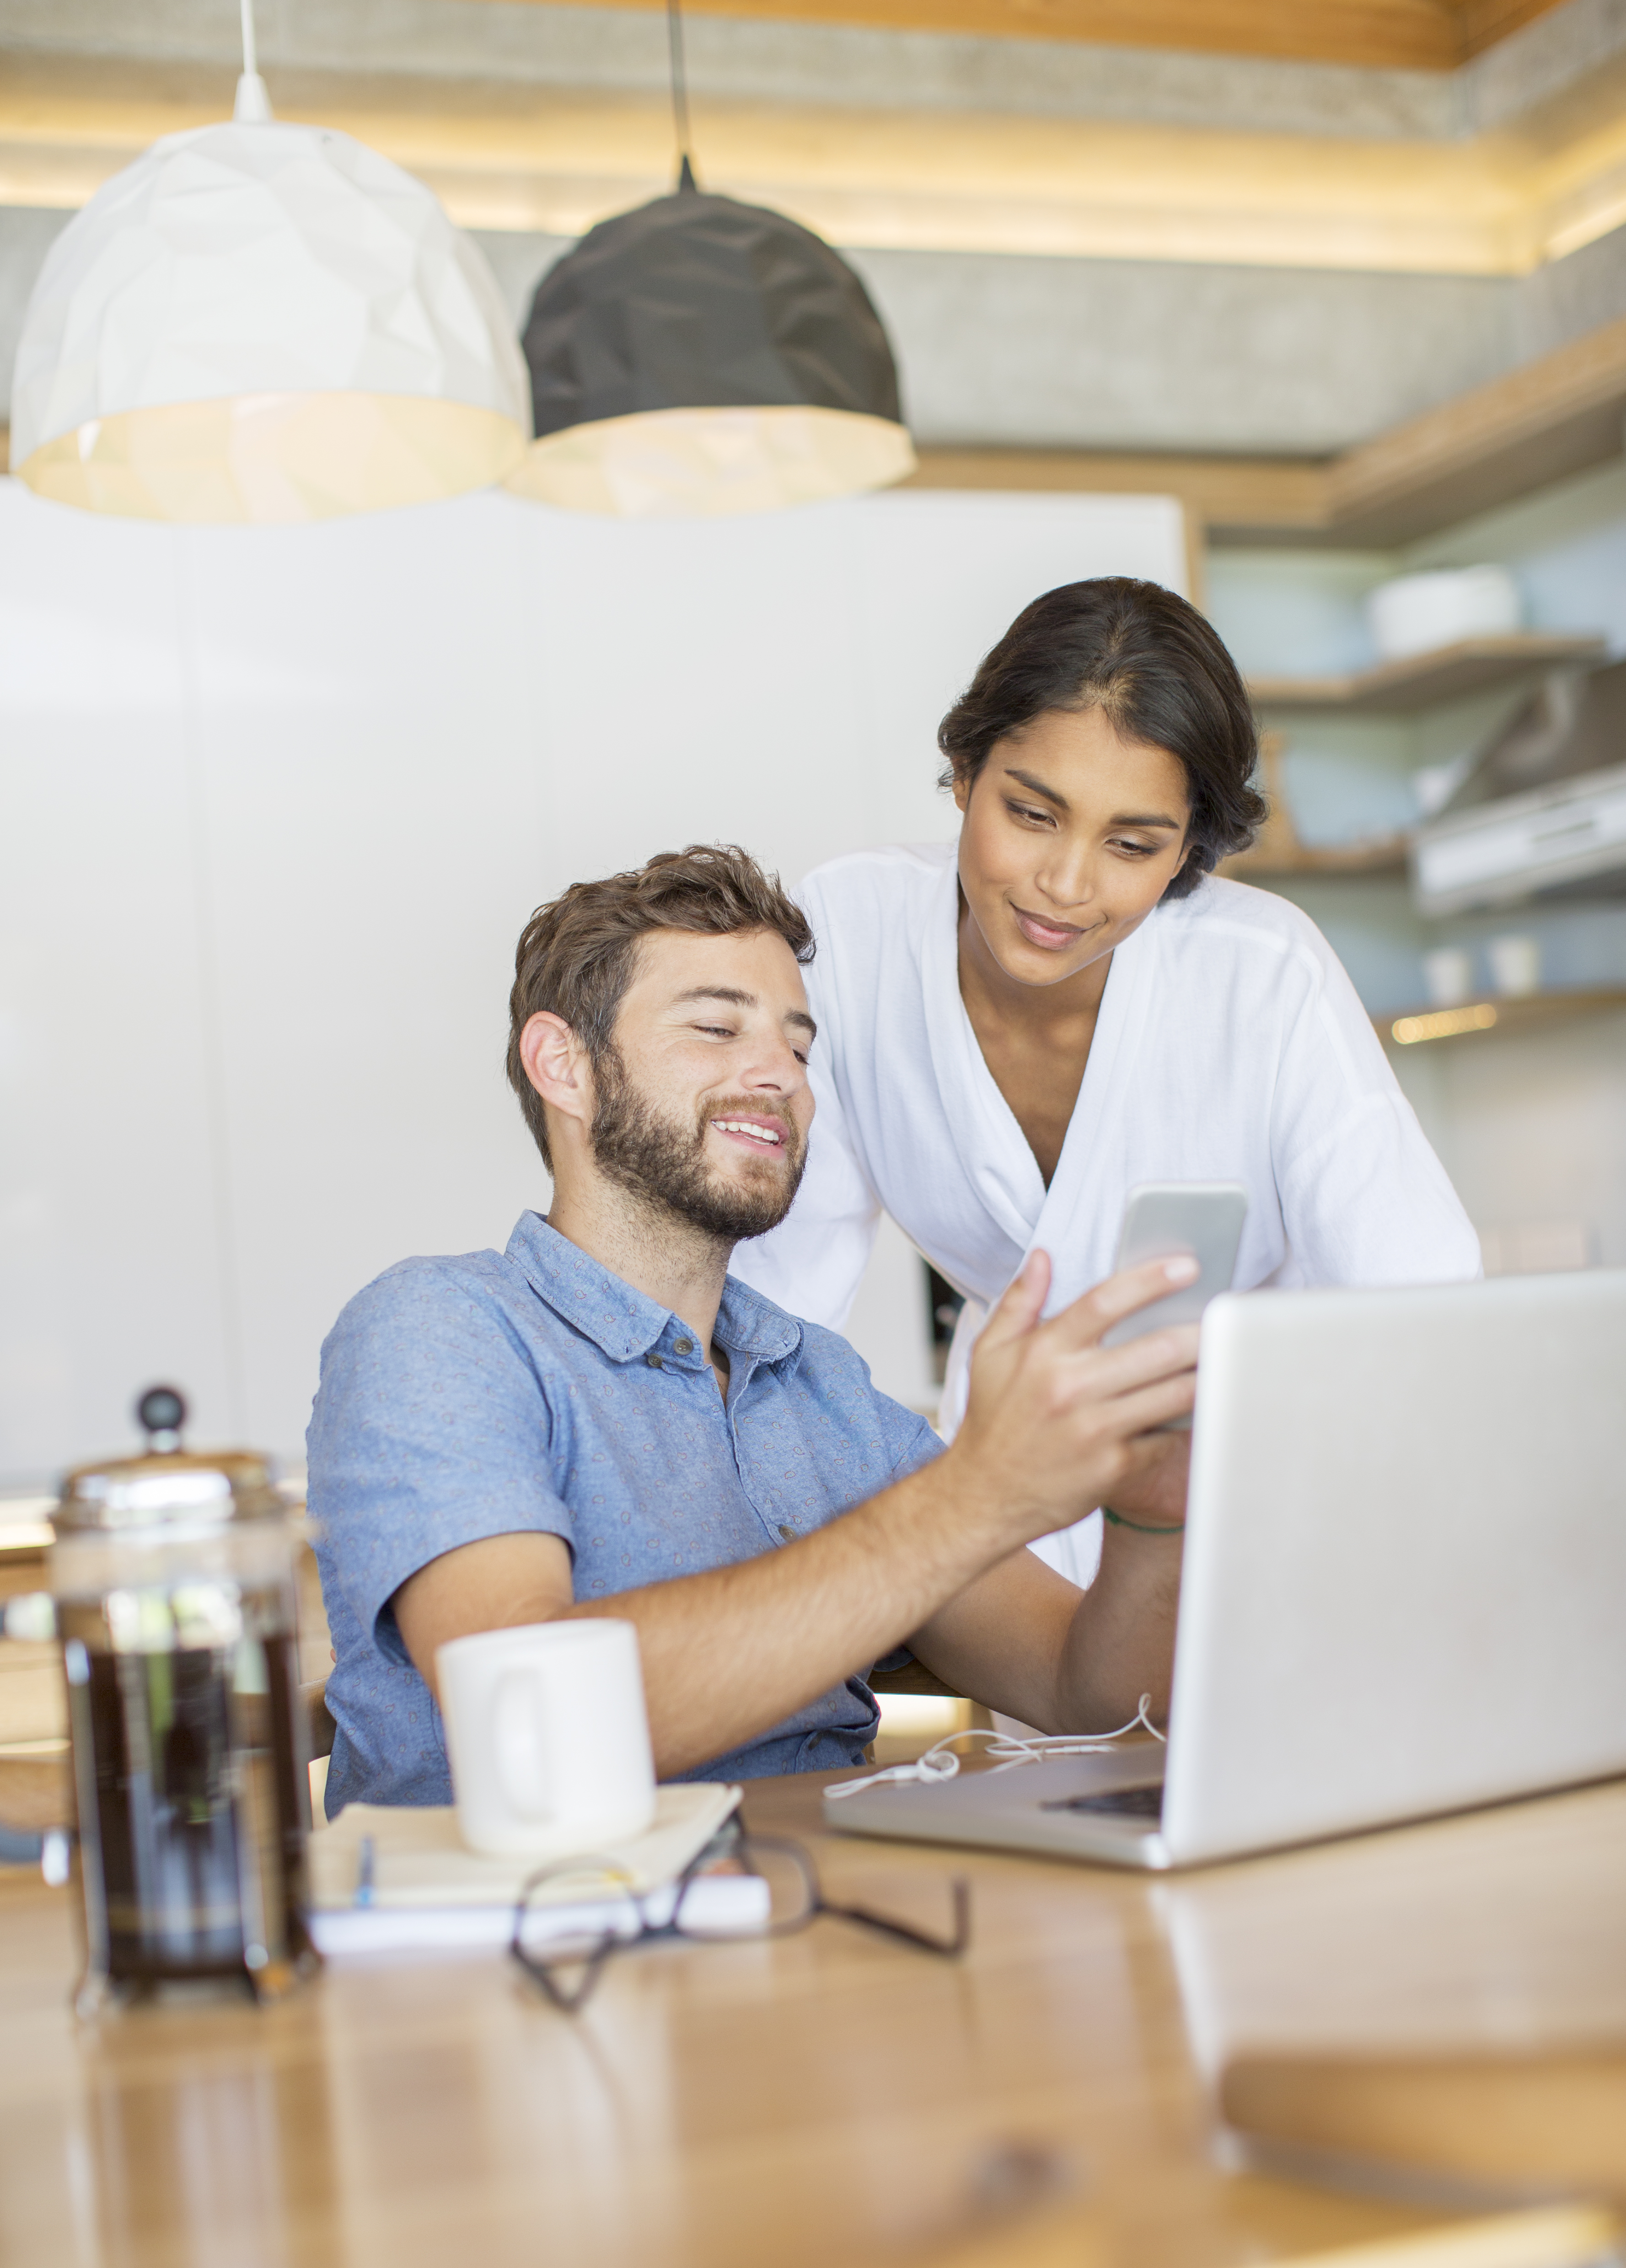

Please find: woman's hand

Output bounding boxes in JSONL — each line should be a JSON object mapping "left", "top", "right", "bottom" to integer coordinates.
{"left": 949, "top": 1248, "right": 1200, "bottom": 1551}
{"left": 1100, "top": 1428, "right": 1191, "bottom": 1530}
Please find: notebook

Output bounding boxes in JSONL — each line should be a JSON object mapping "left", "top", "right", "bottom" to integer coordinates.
{"left": 307, "top": 1781, "right": 755, "bottom": 1955}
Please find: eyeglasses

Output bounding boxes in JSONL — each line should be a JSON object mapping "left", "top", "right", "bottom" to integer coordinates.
{"left": 509, "top": 1824, "right": 971, "bottom": 2013}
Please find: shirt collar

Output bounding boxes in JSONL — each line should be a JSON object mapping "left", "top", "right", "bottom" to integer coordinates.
{"left": 505, "top": 1213, "right": 803, "bottom": 1371}
{"left": 715, "top": 1271, "right": 803, "bottom": 1369}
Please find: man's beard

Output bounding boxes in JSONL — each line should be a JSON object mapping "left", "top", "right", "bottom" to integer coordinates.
{"left": 588, "top": 1045, "right": 807, "bottom": 1244}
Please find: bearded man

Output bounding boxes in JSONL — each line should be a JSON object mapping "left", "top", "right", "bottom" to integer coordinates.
{"left": 307, "top": 844, "right": 1197, "bottom": 1811}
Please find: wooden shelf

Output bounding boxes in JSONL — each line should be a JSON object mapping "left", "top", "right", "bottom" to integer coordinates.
{"left": 1223, "top": 837, "right": 1409, "bottom": 880}
{"left": 1218, "top": 732, "right": 1412, "bottom": 883}
{"left": 1247, "top": 633, "right": 1606, "bottom": 715}
{"left": 923, "top": 313, "right": 1626, "bottom": 553}
{"left": 1374, "top": 987, "right": 1626, "bottom": 1047}
{"left": 1325, "top": 314, "right": 1626, "bottom": 548}
{"left": 1234, "top": 312, "right": 1626, "bottom": 543}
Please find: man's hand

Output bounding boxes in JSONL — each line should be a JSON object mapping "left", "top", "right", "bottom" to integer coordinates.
{"left": 948, "top": 1249, "right": 1199, "bottom": 1549}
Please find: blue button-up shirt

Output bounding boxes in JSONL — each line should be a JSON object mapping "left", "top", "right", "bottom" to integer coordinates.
{"left": 307, "top": 1212, "right": 941, "bottom": 1812}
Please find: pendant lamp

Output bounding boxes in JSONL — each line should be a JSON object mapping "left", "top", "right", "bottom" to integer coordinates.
{"left": 9, "top": 5, "right": 528, "bottom": 523}
{"left": 505, "top": 3, "right": 914, "bottom": 519}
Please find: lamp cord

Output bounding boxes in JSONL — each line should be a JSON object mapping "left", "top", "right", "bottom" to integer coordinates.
{"left": 667, "top": 0, "right": 697, "bottom": 189}
{"left": 233, "top": 0, "right": 273, "bottom": 122}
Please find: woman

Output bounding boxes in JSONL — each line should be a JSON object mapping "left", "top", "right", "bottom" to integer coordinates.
{"left": 733, "top": 577, "right": 1480, "bottom": 1582}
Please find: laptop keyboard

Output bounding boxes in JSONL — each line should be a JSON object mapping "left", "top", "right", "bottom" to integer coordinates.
{"left": 1039, "top": 1785, "right": 1164, "bottom": 1819}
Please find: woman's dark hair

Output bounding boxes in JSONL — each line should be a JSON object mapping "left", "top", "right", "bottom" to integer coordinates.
{"left": 937, "top": 578, "right": 1265, "bottom": 899}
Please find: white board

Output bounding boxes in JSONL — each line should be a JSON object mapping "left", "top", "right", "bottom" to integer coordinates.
{"left": 0, "top": 479, "right": 1187, "bottom": 1481}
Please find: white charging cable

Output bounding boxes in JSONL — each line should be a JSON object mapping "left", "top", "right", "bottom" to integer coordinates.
{"left": 825, "top": 1693, "right": 1165, "bottom": 1801}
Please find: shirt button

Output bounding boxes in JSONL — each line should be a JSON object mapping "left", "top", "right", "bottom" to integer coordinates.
{"left": 646, "top": 1353, "right": 663, "bottom": 1369}
{"left": 673, "top": 1338, "right": 694, "bottom": 1356}
{"left": 778, "top": 1524, "right": 795, "bottom": 1540}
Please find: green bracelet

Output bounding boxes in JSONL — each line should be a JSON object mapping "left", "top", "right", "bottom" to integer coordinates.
{"left": 1101, "top": 1506, "right": 1186, "bottom": 1537}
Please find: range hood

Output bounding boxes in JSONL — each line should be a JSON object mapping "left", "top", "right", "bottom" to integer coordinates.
{"left": 1412, "top": 656, "right": 1626, "bottom": 917}
{"left": 1412, "top": 760, "right": 1626, "bottom": 916}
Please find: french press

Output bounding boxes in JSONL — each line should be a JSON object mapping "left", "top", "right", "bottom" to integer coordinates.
{"left": 52, "top": 1387, "right": 318, "bottom": 2005}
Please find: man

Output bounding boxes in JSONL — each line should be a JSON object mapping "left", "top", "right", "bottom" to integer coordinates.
{"left": 308, "top": 844, "right": 1197, "bottom": 1811}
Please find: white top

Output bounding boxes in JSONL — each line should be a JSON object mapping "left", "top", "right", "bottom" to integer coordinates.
{"left": 732, "top": 843, "right": 1481, "bottom": 1583}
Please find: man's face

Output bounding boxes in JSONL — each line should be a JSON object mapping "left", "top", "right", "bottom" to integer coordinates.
{"left": 588, "top": 927, "right": 816, "bottom": 1243}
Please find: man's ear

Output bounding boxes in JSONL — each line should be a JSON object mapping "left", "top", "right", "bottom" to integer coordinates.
{"left": 519, "top": 1012, "right": 594, "bottom": 1138}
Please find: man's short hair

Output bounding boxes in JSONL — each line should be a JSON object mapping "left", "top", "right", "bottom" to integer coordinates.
{"left": 506, "top": 843, "right": 816, "bottom": 1169}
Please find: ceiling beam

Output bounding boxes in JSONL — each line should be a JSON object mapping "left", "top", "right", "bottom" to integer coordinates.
{"left": 907, "top": 448, "right": 1328, "bottom": 530}
{"left": 11, "top": 51, "right": 1626, "bottom": 278}
{"left": 451, "top": 0, "right": 1569, "bottom": 73}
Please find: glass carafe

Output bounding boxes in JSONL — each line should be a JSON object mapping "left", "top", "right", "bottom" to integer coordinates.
{"left": 51, "top": 1388, "right": 317, "bottom": 2006}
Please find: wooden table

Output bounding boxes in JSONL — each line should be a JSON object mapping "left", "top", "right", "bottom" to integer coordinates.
{"left": 2, "top": 1763, "right": 1625, "bottom": 2268}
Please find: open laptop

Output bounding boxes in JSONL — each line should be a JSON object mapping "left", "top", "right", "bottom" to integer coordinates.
{"left": 826, "top": 1271, "right": 1626, "bottom": 1870}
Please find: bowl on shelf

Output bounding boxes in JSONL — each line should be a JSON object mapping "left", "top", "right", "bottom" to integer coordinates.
{"left": 1366, "top": 566, "right": 1521, "bottom": 663}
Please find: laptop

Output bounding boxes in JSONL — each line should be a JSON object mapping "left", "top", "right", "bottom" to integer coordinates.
{"left": 826, "top": 1272, "right": 1626, "bottom": 1870}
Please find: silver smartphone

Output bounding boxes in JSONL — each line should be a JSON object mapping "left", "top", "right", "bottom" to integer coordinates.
{"left": 1100, "top": 1182, "right": 1249, "bottom": 1352}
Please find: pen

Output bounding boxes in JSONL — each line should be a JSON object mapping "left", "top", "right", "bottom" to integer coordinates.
{"left": 354, "top": 1834, "right": 375, "bottom": 1908}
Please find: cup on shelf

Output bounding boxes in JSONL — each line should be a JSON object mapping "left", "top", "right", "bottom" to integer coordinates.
{"left": 1422, "top": 947, "right": 1475, "bottom": 1006}
{"left": 1486, "top": 934, "right": 1542, "bottom": 997}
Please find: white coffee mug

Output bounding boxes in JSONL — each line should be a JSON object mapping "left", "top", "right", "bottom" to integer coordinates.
{"left": 436, "top": 1620, "right": 657, "bottom": 1859}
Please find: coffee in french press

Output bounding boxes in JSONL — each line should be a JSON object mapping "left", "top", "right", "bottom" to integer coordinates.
{"left": 51, "top": 1387, "right": 318, "bottom": 2005}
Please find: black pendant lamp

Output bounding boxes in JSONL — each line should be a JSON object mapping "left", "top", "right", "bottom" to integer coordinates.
{"left": 504, "top": 5, "right": 915, "bottom": 518}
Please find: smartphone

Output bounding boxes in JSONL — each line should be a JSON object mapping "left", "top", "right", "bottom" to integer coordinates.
{"left": 1100, "top": 1182, "right": 1249, "bottom": 1354}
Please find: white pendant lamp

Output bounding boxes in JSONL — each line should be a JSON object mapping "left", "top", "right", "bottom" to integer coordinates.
{"left": 505, "top": 3, "right": 915, "bottom": 520}
{"left": 9, "top": 3, "right": 529, "bottom": 523}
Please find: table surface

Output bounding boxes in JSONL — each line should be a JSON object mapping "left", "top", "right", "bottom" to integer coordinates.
{"left": 3, "top": 1759, "right": 1625, "bottom": 2268}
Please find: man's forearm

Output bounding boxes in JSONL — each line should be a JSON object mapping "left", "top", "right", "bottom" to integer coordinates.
{"left": 566, "top": 1451, "right": 1011, "bottom": 1776}
{"left": 395, "top": 1250, "right": 1202, "bottom": 1778}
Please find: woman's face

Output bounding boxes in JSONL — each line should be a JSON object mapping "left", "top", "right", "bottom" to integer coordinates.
{"left": 954, "top": 704, "right": 1193, "bottom": 989}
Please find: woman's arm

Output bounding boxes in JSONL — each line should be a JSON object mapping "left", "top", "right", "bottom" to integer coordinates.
{"left": 908, "top": 1520, "right": 1183, "bottom": 1734}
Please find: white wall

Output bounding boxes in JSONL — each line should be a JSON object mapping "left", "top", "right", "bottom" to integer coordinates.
{"left": 1388, "top": 1009, "right": 1626, "bottom": 1272}
{"left": 0, "top": 479, "right": 1187, "bottom": 1483}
